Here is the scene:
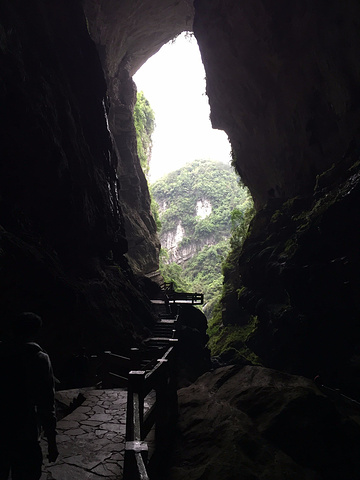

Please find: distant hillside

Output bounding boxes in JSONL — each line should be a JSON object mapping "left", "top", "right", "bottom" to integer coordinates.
{"left": 151, "top": 159, "right": 253, "bottom": 316}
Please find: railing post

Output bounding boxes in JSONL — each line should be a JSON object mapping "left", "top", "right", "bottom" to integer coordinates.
{"left": 167, "top": 348, "right": 179, "bottom": 428}
{"left": 124, "top": 369, "right": 147, "bottom": 480}
{"left": 130, "top": 347, "right": 141, "bottom": 370}
{"left": 155, "top": 363, "right": 169, "bottom": 451}
{"left": 126, "top": 370, "right": 146, "bottom": 439}
{"left": 101, "top": 351, "right": 111, "bottom": 388}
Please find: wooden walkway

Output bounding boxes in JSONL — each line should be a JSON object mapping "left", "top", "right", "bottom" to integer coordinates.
{"left": 40, "top": 288, "right": 201, "bottom": 480}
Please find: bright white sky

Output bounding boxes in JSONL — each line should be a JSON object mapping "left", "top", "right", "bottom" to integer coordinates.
{"left": 133, "top": 32, "right": 231, "bottom": 184}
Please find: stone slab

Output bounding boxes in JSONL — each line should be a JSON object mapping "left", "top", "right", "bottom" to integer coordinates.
{"left": 41, "top": 389, "right": 127, "bottom": 479}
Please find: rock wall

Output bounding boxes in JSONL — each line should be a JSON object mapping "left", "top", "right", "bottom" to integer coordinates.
{"left": 0, "top": 0, "right": 157, "bottom": 378}
{"left": 3, "top": 0, "right": 360, "bottom": 400}
{"left": 188, "top": 0, "right": 360, "bottom": 399}
{"left": 82, "top": 3, "right": 193, "bottom": 276}
{"left": 82, "top": 0, "right": 194, "bottom": 275}
{"left": 83, "top": 0, "right": 194, "bottom": 77}
{"left": 167, "top": 365, "right": 360, "bottom": 480}
{"left": 194, "top": 0, "right": 360, "bottom": 208}
{"left": 221, "top": 156, "right": 360, "bottom": 399}
{"left": 106, "top": 63, "right": 160, "bottom": 275}
{"left": 0, "top": 0, "right": 124, "bottom": 262}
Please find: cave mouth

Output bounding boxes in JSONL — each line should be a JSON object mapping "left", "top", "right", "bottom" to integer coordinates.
{"left": 132, "top": 32, "right": 231, "bottom": 183}
{"left": 131, "top": 33, "right": 250, "bottom": 319}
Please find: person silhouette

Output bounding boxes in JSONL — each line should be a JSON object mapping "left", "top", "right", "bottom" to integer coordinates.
{"left": 0, "top": 312, "right": 58, "bottom": 479}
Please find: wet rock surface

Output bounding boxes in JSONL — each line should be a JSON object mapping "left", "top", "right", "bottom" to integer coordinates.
{"left": 221, "top": 158, "right": 360, "bottom": 399}
{"left": 167, "top": 365, "right": 360, "bottom": 480}
{"left": 107, "top": 66, "right": 160, "bottom": 276}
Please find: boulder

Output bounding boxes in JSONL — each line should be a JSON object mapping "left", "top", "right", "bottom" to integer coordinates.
{"left": 166, "top": 365, "right": 360, "bottom": 480}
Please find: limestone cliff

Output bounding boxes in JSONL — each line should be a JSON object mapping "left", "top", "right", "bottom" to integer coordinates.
{"left": 152, "top": 159, "right": 250, "bottom": 264}
{"left": 106, "top": 65, "right": 160, "bottom": 275}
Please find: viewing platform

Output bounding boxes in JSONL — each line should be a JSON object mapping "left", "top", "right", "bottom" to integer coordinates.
{"left": 151, "top": 283, "right": 204, "bottom": 306}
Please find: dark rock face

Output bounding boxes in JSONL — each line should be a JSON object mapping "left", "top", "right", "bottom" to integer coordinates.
{"left": 194, "top": 0, "right": 360, "bottom": 208}
{"left": 0, "top": 0, "right": 124, "bottom": 261}
{"left": 106, "top": 65, "right": 160, "bottom": 275}
{"left": 168, "top": 366, "right": 360, "bottom": 480}
{"left": 0, "top": 0, "right": 157, "bottom": 377}
{"left": 82, "top": 0, "right": 195, "bottom": 275}
{"left": 176, "top": 304, "right": 211, "bottom": 387}
{"left": 222, "top": 157, "right": 360, "bottom": 398}
{"left": 83, "top": 0, "right": 194, "bottom": 77}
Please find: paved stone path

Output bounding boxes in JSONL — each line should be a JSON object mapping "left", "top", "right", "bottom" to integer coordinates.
{"left": 40, "top": 389, "right": 128, "bottom": 480}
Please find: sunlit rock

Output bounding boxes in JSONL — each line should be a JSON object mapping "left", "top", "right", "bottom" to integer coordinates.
{"left": 196, "top": 199, "right": 212, "bottom": 219}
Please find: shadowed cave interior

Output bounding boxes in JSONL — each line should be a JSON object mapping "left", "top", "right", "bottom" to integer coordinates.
{"left": 1, "top": 0, "right": 360, "bottom": 479}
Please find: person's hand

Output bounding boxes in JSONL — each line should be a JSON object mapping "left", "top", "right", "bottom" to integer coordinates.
{"left": 47, "top": 439, "right": 59, "bottom": 462}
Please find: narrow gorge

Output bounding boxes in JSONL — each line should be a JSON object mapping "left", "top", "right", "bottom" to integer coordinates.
{"left": 1, "top": 0, "right": 360, "bottom": 478}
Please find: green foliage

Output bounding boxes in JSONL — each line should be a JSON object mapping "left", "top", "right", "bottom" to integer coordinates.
{"left": 151, "top": 159, "right": 250, "bottom": 241}
{"left": 222, "top": 202, "right": 255, "bottom": 281}
{"left": 207, "top": 312, "right": 261, "bottom": 364}
{"left": 134, "top": 91, "right": 160, "bottom": 230}
{"left": 134, "top": 91, "right": 155, "bottom": 176}
{"left": 206, "top": 199, "right": 256, "bottom": 361}
{"left": 159, "top": 249, "right": 191, "bottom": 292}
{"left": 184, "top": 240, "right": 230, "bottom": 318}
{"left": 150, "top": 196, "right": 161, "bottom": 231}
{"left": 152, "top": 159, "right": 254, "bottom": 322}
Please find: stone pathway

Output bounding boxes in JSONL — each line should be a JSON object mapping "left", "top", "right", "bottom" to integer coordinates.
{"left": 40, "top": 389, "right": 128, "bottom": 480}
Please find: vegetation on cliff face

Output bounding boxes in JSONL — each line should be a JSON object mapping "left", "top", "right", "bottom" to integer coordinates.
{"left": 206, "top": 204, "right": 257, "bottom": 363}
{"left": 152, "top": 159, "right": 250, "bottom": 244}
{"left": 151, "top": 159, "right": 253, "bottom": 318}
{"left": 134, "top": 91, "right": 160, "bottom": 230}
{"left": 134, "top": 91, "right": 155, "bottom": 177}
{"left": 134, "top": 93, "right": 257, "bottom": 357}
{"left": 208, "top": 154, "right": 360, "bottom": 396}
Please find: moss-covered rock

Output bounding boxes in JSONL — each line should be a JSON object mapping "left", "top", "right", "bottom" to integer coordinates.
{"left": 218, "top": 155, "right": 360, "bottom": 399}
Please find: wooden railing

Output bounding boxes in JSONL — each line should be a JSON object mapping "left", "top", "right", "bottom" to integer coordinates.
{"left": 100, "top": 351, "right": 131, "bottom": 388}
{"left": 166, "top": 292, "right": 204, "bottom": 305}
{"left": 151, "top": 292, "right": 203, "bottom": 306}
{"left": 123, "top": 343, "right": 178, "bottom": 480}
{"left": 99, "top": 317, "right": 179, "bottom": 480}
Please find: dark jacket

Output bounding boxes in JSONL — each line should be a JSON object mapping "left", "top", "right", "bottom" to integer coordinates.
{"left": 0, "top": 341, "right": 56, "bottom": 442}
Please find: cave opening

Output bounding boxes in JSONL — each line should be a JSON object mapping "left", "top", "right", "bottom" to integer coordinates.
{"left": 131, "top": 32, "right": 252, "bottom": 321}
{"left": 2, "top": 1, "right": 360, "bottom": 477}
{"left": 132, "top": 32, "right": 231, "bottom": 182}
